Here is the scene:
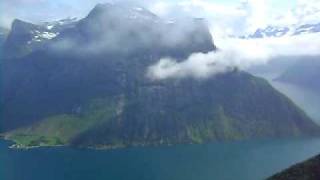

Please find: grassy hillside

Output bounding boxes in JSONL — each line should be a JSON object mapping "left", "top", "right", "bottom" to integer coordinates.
{"left": 5, "top": 97, "right": 119, "bottom": 147}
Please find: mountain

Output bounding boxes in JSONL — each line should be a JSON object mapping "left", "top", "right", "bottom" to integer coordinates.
{"left": 243, "top": 0, "right": 320, "bottom": 39}
{"left": 40, "top": 17, "right": 78, "bottom": 32}
{"left": 48, "top": 3, "right": 214, "bottom": 58}
{"left": 0, "top": 26, "right": 9, "bottom": 55}
{"left": 268, "top": 154, "right": 320, "bottom": 180}
{"left": 1, "top": 3, "right": 215, "bottom": 130}
{"left": 2, "top": 3, "right": 320, "bottom": 148}
{"left": 275, "top": 57, "right": 320, "bottom": 92}
{"left": 4, "top": 66, "right": 320, "bottom": 149}
{"left": 0, "top": 26, "right": 9, "bottom": 44}
{"left": 2, "top": 18, "right": 77, "bottom": 58}
{"left": 243, "top": 22, "right": 320, "bottom": 39}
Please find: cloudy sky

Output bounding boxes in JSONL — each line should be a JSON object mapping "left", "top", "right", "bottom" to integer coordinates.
{"left": 1, "top": 0, "right": 319, "bottom": 36}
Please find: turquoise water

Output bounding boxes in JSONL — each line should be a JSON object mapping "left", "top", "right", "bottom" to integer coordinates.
{"left": 2, "top": 138, "right": 320, "bottom": 180}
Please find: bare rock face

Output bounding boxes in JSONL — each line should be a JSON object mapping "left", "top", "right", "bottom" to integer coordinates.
{"left": 3, "top": 18, "right": 77, "bottom": 58}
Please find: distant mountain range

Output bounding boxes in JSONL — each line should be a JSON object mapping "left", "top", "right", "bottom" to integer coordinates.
{"left": 242, "top": 22, "right": 320, "bottom": 39}
{"left": 1, "top": 3, "right": 320, "bottom": 149}
{"left": 276, "top": 57, "right": 320, "bottom": 92}
{"left": 243, "top": 0, "right": 320, "bottom": 39}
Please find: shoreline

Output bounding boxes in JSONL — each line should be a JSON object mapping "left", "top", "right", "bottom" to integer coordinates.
{"left": 0, "top": 136, "right": 65, "bottom": 150}
{"left": 2, "top": 136, "right": 320, "bottom": 151}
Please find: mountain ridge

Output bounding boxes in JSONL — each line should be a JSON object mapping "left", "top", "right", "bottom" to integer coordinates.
{"left": 242, "top": 22, "right": 320, "bottom": 39}
{"left": 1, "top": 3, "right": 215, "bottom": 131}
{"left": 3, "top": 18, "right": 77, "bottom": 58}
{"left": 2, "top": 3, "right": 320, "bottom": 149}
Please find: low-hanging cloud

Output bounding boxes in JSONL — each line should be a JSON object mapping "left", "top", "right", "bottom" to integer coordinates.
{"left": 147, "top": 32, "right": 320, "bottom": 80}
{"left": 49, "top": 8, "right": 212, "bottom": 56}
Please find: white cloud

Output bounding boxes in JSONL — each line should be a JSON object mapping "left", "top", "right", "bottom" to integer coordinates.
{"left": 148, "top": 1, "right": 172, "bottom": 16}
{"left": 147, "top": 0, "right": 248, "bottom": 37}
{"left": 147, "top": 32, "right": 320, "bottom": 80}
{"left": 272, "top": 0, "right": 320, "bottom": 26}
{"left": 294, "top": 0, "right": 320, "bottom": 24}
{"left": 240, "top": 0, "right": 270, "bottom": 32}
{"left": 147, "top": 0, "right": 320, "bottom": 37}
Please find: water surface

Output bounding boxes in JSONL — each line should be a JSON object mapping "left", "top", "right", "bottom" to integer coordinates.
{"left": 2, "top": 138, "right": 320, "bottom": 180}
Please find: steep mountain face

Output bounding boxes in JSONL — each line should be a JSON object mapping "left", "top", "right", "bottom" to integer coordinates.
{"left": 70, "top": 71, "right": 320, "bottom": 148}
{"left": 243, "top": 22, "right": 320, "bottom": 39}
{"left": 0, "top": 26, "right": 9, "bottom": 44}
{"left": 276, "top": 57, "right": 320, "bottom": 92}
{"left": 268, "top": 154, "right": 320, "bottom": 180}
{"left": 5, "top": 68, "right": 320, "bottom": 148}
{"left": 3, "top": 18, "right": 77, "bottom": 58}
{"left": 1, "top": 3, "right": 215, "bottom": 131}
{"left": 2, "top": 3, "right": 320, "bottom": 148}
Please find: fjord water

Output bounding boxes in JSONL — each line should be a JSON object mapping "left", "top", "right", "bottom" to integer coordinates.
{"left": 2, "top": 138, "right": 320, "bottom": 180}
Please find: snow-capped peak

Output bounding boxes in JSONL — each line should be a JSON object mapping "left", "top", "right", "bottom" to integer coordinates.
{"left": 28, "top": 30, "right": 59, "bottom": 44}
{"left": 89, "top": 3, "right": 159, "bottom": 22}
{"left": 42, "top": 17, "right": 78, "bottom": 31}
{"left": 243, "top": 22, "right": 320, "bottom": 39}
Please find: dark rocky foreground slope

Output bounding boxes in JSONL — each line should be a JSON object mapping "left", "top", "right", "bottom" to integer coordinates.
{"left": 268, "top": 154, "right": 320, "bottom": 180}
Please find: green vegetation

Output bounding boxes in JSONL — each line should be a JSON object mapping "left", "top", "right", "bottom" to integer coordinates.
{"left": 7, "top": 135, "right": 63, "bottom": 148}
{"left": 4, "top": 71, "right": 320, "bottom": 149}
{"left": 69, "top": 72, "right": 320, "bottom": 149}
{"left": 5, "top": 97, "right": 119, "bottom": 148}
{"left": 3, "top": 3, "right": 320, "bottom": 150}
{"left": 186, "top": 106, "right": 243, "bottom": 143}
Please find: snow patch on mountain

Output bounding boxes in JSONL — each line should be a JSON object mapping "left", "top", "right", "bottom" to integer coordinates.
{"left": 42, "top": 17, "right": 78, "bottom": 31}
{"left": 243, "top": 22, "right": 320, "bottom": 39}
{"left": 28, "top": 30, "right": 59, "bottom": 44}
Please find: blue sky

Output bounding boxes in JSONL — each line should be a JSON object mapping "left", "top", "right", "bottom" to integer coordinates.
{"left": 1, "top": 0, "right": 317, "bottom": 36}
